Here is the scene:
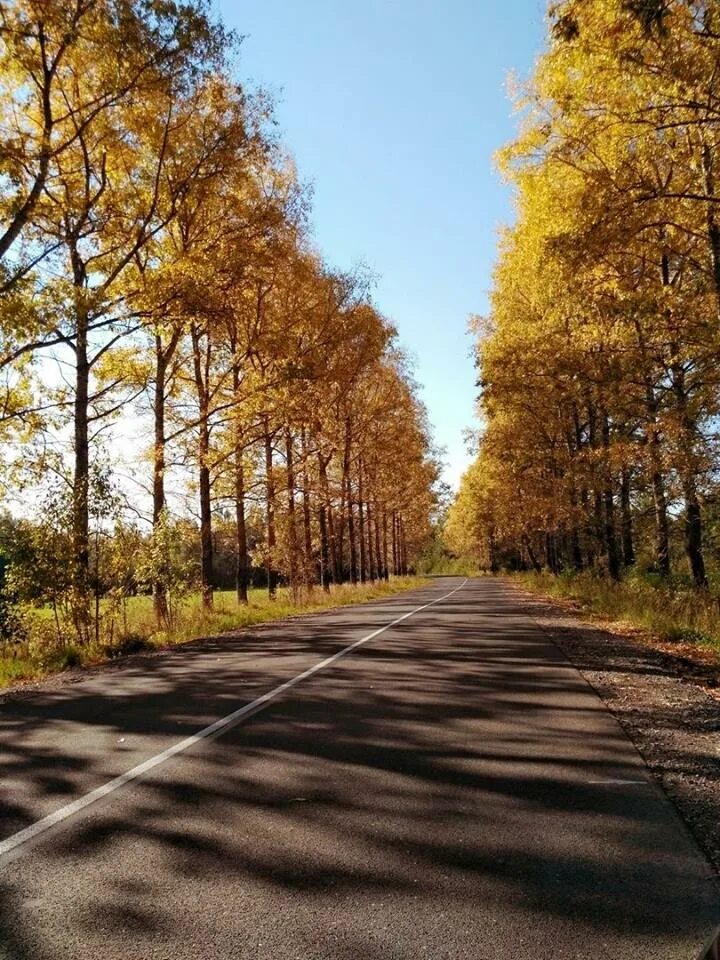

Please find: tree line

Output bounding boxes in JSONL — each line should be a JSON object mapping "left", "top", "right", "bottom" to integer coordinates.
{"left": 0, "top": 0, "right": 437, "bottom": 645}
{"left": 448, "top": 0, "right": 720, "bottom": 586}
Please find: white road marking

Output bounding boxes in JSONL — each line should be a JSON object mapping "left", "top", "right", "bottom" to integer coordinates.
{"left": 0, "top": 579, "right": 467, "bottom": 861}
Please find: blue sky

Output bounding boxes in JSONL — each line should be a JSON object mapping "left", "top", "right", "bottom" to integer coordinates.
{"left": 214, "top": 0, "right": 547, "bottom": 487}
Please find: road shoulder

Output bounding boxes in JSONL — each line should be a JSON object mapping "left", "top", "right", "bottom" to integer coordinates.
{"left": 510, "top": 583, "right": 720, "bottom": 880}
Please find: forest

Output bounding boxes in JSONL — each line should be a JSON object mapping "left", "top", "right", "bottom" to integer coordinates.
{"left": 448, "top": 0, "right": 720, "bottom": 644}
{"left": 0, "top": 0, "right": 438, "bottom": 681}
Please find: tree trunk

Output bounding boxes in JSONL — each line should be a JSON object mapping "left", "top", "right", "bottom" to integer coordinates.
{"left": 72, "top": 304, "right": 91, "bottom": 638}
{"left": 373, "top": 502, "right": 383, "bottom": 581}
{"left": 702, "top": 144, "right": 720, "bottom": 318}
{"left": 398, "top": 515, "right": 407, "bottom": 575}
{"left": 328, "top": 504, "right": 341, "bottom": 584}
{"left": 587, "top": 401, "right": 606, "bottom": 568}
{"left": 347, "top": 491, "right": 358, "bottom": 584}
{"left": 545, "top": 533, "right": 559, "bottom": 574}
{"left": 317, "top": 449, "right": 336, "bottom": 588}
{"left": 572, "top": 405, "right": 594, "bottom": 567}
{"left": 601, "top": 410, "right": 620, "bottom": 580}
{"left": 489, "top": 528, "right": 499, "bottom": 573}
{"left": 230, "top": 350, "right": 250, "bottom": 604}
{"left": 651, "top": 465, "right": 671, "bottom": 577}
{"left": 152, "top": 334, "right": 171, "bottom": 623}
{"left": 391, "top": 511, "right": 398, "bottom": 576}
{"left": 150, "top": 323, "right": 183, "bottom": 624}
{"left": 683, "top": 474, "right": 707, "bottom": 588}
{"left": 197, "top": 439, "right": 213, "bottom": 610}
{"left": 285, "top": 430, "right": 298, "bottom": 593}
{"left": 366, "top": 500, "right": 375, "bottom": 581}
{"left": 382, "top": 509, "right": 389, "bottom": 581}
{"left": 670, "top": 357, "right": 708, "bottom": 588}
{"left": 336, "top": 498, "right": 346, "bottom": 583}
{"left": 318, "top": 502, "right": 330, "bottom": 593}
{"left": 343, "top": 419, "right": 357, "bottom": 583}
{"left": 191, "top": 324, "right": 214, "bottom": 610}
{"left": 522, "top": 535, "right": 542, "bottom": 573}
{"left": 264, "top": 419, "right": 277, "bottom": 598}
{"left": 357, "top": 461, "right": 367, "bottom": 584}
{"left": 300, "top": 427, "right": 313, "bottom": 587}
{"left": 643, "top": 384, "right": 670, "bottom": 576}
{"left": 620, "top": 467, "right": 635, "bottom": 569}
{"left": 234, "top": 454, "right": 249, "bottom": 604}
{"left": 603, "top": 487, "right": 620, "bottom": 580}
{"left": 569, "top": 529, "right": 583, "bottom": 570}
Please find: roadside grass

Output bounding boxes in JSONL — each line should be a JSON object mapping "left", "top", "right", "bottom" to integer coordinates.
{"left": 513, "top": 569, "right": 720, "bottom": 660}
{"left": 0, "top": 577, "right": 427, "bottom": 691}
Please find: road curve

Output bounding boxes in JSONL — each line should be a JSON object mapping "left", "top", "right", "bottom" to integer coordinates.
{"left": 0, "top": 576, "right": 718, "bottom": 959}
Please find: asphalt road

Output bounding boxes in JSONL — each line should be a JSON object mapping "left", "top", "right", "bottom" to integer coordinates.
{"left": 0, "top": 576, "right": 718, "bottom": 959}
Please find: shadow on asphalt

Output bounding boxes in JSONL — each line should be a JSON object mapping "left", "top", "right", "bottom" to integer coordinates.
{"left": 0, "top": 579, "right": 717, "bottom": 957}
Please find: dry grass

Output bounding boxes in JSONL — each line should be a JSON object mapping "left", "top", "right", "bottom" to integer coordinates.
{"left": 514, "top": 569, "right": 720, "bottom": 661}
{"left": 0, "top": 577, "right": 427, "bottom": 691}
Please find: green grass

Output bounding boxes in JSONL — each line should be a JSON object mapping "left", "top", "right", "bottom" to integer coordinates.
{"left": 0, "top": 577, "right": 428, "bottom": 690}
{"left": 0, "top": 656, "right": 39, "bottom": 686}
{"left": 513, "top": 569, "right": 720, "bottom": 658}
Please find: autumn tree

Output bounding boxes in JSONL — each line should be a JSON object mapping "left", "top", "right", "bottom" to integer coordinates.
{"left": 456, "top": 0, "right": 720, "bottom": 588}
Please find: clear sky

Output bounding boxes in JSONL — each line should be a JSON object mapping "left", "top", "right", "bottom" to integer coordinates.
{"left": 213, "top": 0, "right": 547, "bottom": 488}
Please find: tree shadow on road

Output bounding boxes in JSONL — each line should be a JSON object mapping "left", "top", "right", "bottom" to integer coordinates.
{"left": 0, "top": 580, "right": 718, "bottom": 958}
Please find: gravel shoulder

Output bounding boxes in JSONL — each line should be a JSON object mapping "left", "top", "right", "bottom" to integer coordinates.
{"left": 511, "top": 583, "right": 720, "bottom": 878}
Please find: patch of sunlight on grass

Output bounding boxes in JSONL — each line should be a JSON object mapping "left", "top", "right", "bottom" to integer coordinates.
{"left": 0, "top": 577, "right": 429, "bottom": 692}
{"left": 0, "top": 657, "right": 39, "bottom": 685}
{"left": 513, "top": 569, "right": 720, "bottom": 659}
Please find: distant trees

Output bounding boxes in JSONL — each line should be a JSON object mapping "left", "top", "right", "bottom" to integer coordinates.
{"left": 0, "top": 0, "right": 438, "bottom": 644}
{"left": 452, "top": 0, "right": 720, "bottom": 586}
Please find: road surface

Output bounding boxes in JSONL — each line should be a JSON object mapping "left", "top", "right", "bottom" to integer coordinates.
{"left": 0, "top": 577, "right": 718, "bottom": 959}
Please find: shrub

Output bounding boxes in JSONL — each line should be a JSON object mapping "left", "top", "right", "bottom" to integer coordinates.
{"left": 101, "top": 633, "right": 152, "bottom": 659}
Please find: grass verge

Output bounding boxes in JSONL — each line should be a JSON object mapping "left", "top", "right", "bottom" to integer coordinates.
{"left": 512, "top": 569, "right": 720, "bottom": 664}
{"left": 0, "top": 577, "right": 428, "bottom": 692}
